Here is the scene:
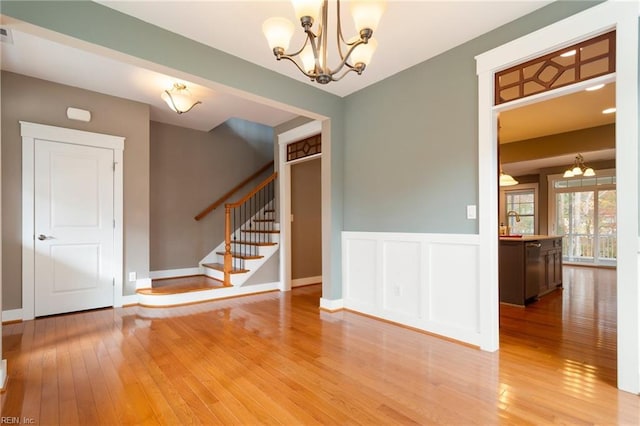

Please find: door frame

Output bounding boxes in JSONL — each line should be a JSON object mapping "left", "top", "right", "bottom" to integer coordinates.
{"left": 277, "top": 120, "right": 323, "bottom": 292}
{"left": 476, "top": 2, "right": 639, "bottom": 393}
{"left": 20, "top": 121, "right": 124, "bottom": 320}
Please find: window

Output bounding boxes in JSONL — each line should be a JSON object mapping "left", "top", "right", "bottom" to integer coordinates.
{"left": 549, "top": 170, "right": 616, "bottom": 265}
{"left": 499, "top": 183, "right": 538, "bottom": 235}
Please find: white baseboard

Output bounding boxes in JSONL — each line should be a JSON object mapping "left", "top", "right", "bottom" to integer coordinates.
{"left": 0, "top": 359, "right": 6, "bottom": 391}
{"left": 121, "top": 294, "right": 140, "bottom": 306}
{"left": 149, "top": 267, "right": 202, "bottom": 280}
{"left": 2, "top": 309, "right": 23, "bottom": 323}
{"left": 320, "top": 298, "right": 344, "bottom": 311}
{"left": 292, "top": 275, "right": 322, "bottom": 287}
{"left": 137, "top": 281, "right": 280, "bottom": 308}
{"left": 135, "top": 277, "right": 152, "bottom": 290}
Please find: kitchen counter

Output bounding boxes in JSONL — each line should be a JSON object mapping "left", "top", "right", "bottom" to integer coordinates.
{"left": 500, "top": 234, "right": 561, "bottom": 241}
{"left": 499, "top": 235, "right": 563, "bottom": 306}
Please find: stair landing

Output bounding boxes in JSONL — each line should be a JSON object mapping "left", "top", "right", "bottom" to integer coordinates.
{"left": 136, "top": 274, "right": 280, "bottom": 307}
{"left": 137, "top": 275, "right": 226, "bottom": 296}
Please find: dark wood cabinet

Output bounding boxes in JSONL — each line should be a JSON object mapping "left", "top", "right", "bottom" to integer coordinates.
{"left": 499, "top": 236, "right": 563, "bottom": 306}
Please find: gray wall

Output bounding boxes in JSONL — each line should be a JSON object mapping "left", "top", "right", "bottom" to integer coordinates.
{"left": 0, "top": 1, "right": 609, "bottom": 301}
{"left": 150, "top": 119, "right": 274, "bottom": 271}
{"left": 2, "top": 0, "right": 345, "bottom": 300}
{"left": 343, "top": 1, "right": 601, "bottom": 233}
{"left": 291, "top": 158, "right": 322, "bottom": 279}
{"left": 1, "top": 71, "right": 150, "bottom": 308}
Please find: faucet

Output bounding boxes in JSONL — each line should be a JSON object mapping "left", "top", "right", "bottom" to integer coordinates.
{"left": 506, "top": 210, "right": 520, "bottom": 235}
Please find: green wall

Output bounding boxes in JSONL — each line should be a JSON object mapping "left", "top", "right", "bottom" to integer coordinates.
{"left": 343, "top": 1, "right": 601, "bottom": 233}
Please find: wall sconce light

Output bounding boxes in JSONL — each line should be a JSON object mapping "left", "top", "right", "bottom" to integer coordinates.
{"left": 563, "top": 153, "right": 595, "bottom": 178}
{"left": 161, "top": 83, "right": 201, "bottom": 114}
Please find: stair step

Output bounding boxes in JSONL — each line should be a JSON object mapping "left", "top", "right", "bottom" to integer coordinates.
{"left": 242, "top": 229, "right": 280, "bottom": 234}
{"left": 264, "top": 209, "right": 275, "bottom": 213}
{"left": 202, "top": 262, "right": 249, "bottom": 274}
{"left": 137, "top": 275, "right": 228, "bottom": 295}
{"left": 253, "top": 219, "right": 275, "bottom": 223}
{"left": 232, "top": 240, "right": 278, "bottom": 247}
{"left": 215, "top": 251, "right": 263, "bottom": 260}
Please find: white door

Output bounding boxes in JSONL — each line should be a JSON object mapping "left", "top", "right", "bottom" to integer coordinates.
{"left": 34, "top": 139, "right": 115, "bottom": 316}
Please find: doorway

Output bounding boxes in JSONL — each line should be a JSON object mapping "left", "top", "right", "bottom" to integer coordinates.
{"left": 497, "top": 82, "right": 618, "bottom": 384}
{"left": 21, "top": 122, "right": 124, "bottom": 320}
{"left": 476, "top": 1, "right": 638, "bottom": 393}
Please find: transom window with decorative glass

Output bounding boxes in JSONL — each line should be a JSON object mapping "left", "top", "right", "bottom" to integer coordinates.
{"left": 499, "top": 183, "right": 538, "bottom": 236}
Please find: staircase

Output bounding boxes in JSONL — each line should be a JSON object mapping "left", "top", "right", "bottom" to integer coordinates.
{"left": 138, "top": 170, "right": 280, "bottom": 307}
{"left": 199, "top": 204, "right": 280, "bottom": 286}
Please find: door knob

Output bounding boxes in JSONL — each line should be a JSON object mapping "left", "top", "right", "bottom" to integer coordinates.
{"left": 37, "top": 234, "right": 52, "bottom": 241}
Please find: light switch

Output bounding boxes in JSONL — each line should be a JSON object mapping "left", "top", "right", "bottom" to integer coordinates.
{"left": 466, "top": 205, "right": 477, "bottom": 219}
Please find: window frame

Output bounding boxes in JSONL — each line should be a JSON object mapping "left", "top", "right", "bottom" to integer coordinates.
{"left": 499, "top": 182, "right": 539, "bottom": 235}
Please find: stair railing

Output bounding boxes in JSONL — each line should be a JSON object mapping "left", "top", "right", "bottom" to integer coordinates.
{"left": 194, "top": 161, "right": 274, "bottom": 221}
{"left": 224, "top": 172, "right": 277, "bottom": 285}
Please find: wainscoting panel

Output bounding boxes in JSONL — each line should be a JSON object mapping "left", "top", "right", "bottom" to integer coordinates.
{"left": 343, "top": 232, "right": 481, "bottom": 347}
{"left": 343, "top": 238, "right": 378, "bottom": 311}
{"left": 382, "top": 240, "right": 422, "bottom": 319}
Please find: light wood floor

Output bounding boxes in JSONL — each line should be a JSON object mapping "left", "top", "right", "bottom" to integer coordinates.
{"left": 2, "top": 267, "right": 638, "bottom": 425}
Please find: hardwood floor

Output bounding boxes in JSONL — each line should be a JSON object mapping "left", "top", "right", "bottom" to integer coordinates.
{"left": 2, "top": 267, "right": 638, "bottom": 425}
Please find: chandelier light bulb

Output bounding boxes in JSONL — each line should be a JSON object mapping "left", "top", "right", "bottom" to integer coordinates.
{"left": 262, "top": 17, "right": 295, "bottom": 51}
{"left": 291, "top": 0, "right": 322, "bottom": 23}
{"left": 350, "top": 0, "right": 386, "bottom": 33}
{"left": 583, "top": 167, "right": 596, "bottom": 177}
{"left": 300, "top": 45, "right": 316, "bottom": 73}
{"left": 350, "top": 38, "right": 378, "bottom": 66}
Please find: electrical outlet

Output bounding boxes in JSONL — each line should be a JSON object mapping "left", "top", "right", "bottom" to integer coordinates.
{"left": 128, "top": 272, "right": 137, "bottom": 282}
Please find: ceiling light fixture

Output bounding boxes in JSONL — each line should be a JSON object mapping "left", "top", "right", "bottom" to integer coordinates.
{"left": 560, "top": 49, "right": 577, "bottom": 57}
{"left": 563, "top": 153, "right": 596, "bottom": 178}
{"left": 499, "top": 165, "right": 519, "bottom": 187}
{"left": 262, "top": 0, "right": 386, "bottom": 84}
{"left": 602, "top": 107, "right": 616, "bottom": 114}
{"left": 161, "top": 83, "right": 201, "bottom": 114}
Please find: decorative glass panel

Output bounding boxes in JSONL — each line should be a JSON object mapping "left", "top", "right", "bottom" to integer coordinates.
{"left": 287, "top": 134, "right": 321, "bottom": 162}
{"left": 495, "top": 31, "right": 615, "bottom": 105}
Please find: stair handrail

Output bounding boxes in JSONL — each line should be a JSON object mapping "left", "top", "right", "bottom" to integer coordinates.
{"left": 194, "top": 160, "right": 274, "bottom": 221}
{"left": 224, "top": 171, "right": 277, "bottom": 285}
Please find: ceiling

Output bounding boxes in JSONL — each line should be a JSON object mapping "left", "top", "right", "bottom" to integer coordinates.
{"left": 2, "top": 0, "right": 552, "bottom": 132}
{"left": 0, "top": 0, "right": 616, "bottom": 174}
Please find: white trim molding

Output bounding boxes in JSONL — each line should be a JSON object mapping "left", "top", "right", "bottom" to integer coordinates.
{"left": 320, "top": 297, "right": 344, "bottom": 311}
{"left": 342, "top": 231, "right": 482, "bottom": 347}
{"left": 1, "top": 309, "right": 23, "bottom": 323}
{"left": 277, "top": 120, "right": 323, "bottom": 292}
{"left": 20, "top": 121, "right": 125, "bottom": 319}
{"left": 136, "top": 282, "right": 280, "bottom": 307}
{"left": 476, "top": 1, "right": 639, "bottom": 393}
{"left": 0, "top": 359, "right": 7, "bottom": 391}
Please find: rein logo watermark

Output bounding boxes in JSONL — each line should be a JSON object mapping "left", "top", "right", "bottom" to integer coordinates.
{"left": 1, "top": 417, "right": 36, "bottom": 424}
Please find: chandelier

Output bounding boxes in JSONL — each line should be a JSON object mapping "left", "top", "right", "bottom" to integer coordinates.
{"left": 563, "top": 154, "right": 596, "bottom": 178}
{"left": 262, "top": 0, "right": 386, "bottom": 84}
